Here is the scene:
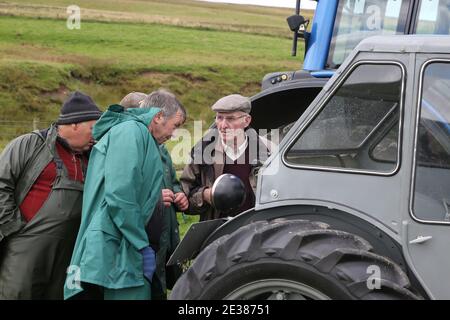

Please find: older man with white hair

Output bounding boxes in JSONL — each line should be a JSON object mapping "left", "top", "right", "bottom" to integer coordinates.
{"left": 180, "top": 94, "right": 272, "bottom": 222}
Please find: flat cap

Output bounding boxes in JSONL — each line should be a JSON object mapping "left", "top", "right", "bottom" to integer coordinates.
{"left": 211, "top": 94, "right": 251, "bottom": 113}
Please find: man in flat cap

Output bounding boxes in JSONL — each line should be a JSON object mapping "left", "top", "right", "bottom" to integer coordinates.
{"left": 180, "top": 94, "right": 272, "bottom": 221}
{"left": 0, "top": 91, "right": 102, "bottom": 299}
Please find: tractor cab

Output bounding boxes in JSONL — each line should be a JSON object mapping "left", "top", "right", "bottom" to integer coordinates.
{"left": 253, "top": 0, "right": 450, "bottom": 141}
{"left": 263, "top": 0, "right": 450, "bottom": 89}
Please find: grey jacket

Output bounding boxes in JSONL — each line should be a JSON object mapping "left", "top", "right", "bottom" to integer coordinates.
{"left": 0, "top": 126, "right": 59, "bottom": 242}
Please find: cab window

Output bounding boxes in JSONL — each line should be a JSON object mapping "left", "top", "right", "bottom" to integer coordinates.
{"left": 412, "top": 62, "right": 450, "bottom": 222}
{"left": 285, "top": 63, "right": 403, "bottom": 174}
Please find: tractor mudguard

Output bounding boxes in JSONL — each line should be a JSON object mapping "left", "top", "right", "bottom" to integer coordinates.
{"left": 167, "top": 218, "right": 227, "bottom": 266}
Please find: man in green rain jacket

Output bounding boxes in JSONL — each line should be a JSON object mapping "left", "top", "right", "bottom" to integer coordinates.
{"left": 140, "top": 90, "right": 188, "bottom": 299}
{"left": 64, "top": 102, "right": 185, "bottom": 300}
{"left": 120, "top": 90, "right": 188, "bottom": 299}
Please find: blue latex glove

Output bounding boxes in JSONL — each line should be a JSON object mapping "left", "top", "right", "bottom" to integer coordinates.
{"left": 140, "top": 246, "right": 156, "bottom": 283}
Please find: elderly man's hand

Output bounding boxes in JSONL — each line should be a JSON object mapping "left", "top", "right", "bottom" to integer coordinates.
{"left": 202, "top": 188, "right": 212, "bottom": 205}
{"left": 162, "top": 189, "right": 174, "bottom": 207}
{"left": 174, "top": 192, "right": 189, "bottom": 211}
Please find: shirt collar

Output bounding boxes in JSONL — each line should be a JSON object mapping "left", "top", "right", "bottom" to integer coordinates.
{"left": 221, "top": 134, "right": 248, "bottom": 162}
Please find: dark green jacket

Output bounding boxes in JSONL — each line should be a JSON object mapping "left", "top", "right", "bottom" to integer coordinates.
{"left": 152, "top": 145, "right": 182, "bottom": 298}
{"left": 159, "top": 145, "right": 182, "bottom": 251}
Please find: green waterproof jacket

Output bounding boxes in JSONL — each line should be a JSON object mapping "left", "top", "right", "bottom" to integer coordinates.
{"left": 151, "top": 145, "right": 182, "bottom": 297}
{"left": 64, "top": 105, "right": 163, "bottom": 299}
{"left": 159, "top": 145, "right": 182, "bottom": 254}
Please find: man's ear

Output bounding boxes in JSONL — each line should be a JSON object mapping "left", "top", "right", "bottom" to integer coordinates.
{"left": 243, "top": 114, "right": 252, "bottom": 128}
{"left": 154, "top": 111, "right": 164, "bottom": 124}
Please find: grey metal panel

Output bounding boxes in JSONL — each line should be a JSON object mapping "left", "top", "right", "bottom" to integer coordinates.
{"left": 258, "top": 169, "right": 404, "bottom": 236}
{"left": 357, "top": 35, "right": 450, "bottom": 54}
{"left": 402, "top": 221, "right": 450, "bottom": 299}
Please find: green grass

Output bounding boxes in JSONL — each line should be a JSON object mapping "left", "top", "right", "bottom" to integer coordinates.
{"left": 1, "top": 0, "right": 312, "bottom": 37}
{"left": 0, "top": 14, "right": 302, "bottom": 149}
{"left": 177, "top": 213, "right": 199, "bottom": 239}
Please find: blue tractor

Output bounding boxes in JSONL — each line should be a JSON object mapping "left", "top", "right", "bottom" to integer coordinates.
{"left": 251, "top": 0, "right": 450, "bottom": 136}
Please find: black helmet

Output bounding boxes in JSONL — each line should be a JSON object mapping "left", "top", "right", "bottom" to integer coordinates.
{"left": 211, "top": 174, "right": 246, "bottom": 213}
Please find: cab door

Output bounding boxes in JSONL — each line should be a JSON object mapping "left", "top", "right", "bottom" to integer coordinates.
{"left": 404, "top": 57, "right": 450, "bottom": 299}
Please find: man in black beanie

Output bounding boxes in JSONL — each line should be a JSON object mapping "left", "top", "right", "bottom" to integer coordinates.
{"left": 0, "top": 91, "right": 102, "bottom": 299}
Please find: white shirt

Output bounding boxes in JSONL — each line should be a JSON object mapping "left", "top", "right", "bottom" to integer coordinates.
{"left": 222, "top": 135, "right": 248, "bottom": 162}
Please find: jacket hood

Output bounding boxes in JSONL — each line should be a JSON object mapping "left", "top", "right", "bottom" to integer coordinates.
{"left": 92, "top": 105, "right": 160, "bottom": 140}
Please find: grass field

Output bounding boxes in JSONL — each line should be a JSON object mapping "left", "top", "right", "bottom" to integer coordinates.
{"left": 0, "top": 0, "right": 312, "bottom": 149}
{"left": 0, "top": 0, "right": 308, "bottom": 37}
{"left": 0, "top": 0, "right": 312, "bottom": 234}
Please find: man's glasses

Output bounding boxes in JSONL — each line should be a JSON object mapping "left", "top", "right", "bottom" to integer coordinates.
{"left": 215, "top": 114, "right": 247, "bottom": 123}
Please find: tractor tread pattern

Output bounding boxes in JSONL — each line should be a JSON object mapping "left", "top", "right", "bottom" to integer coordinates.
{"left": 170, "top": 219, "right": 420, "bottom": 300}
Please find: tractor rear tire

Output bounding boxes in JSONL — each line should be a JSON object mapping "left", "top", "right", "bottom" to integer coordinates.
{"left": 170, "top": 219, "right": 420, "bottom": 300}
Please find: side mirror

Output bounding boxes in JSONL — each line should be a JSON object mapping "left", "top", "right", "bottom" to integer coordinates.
{"left": 287, "top": 14, "right": 309, "bottom": 57}
{"left": 287, "top": 14, "right": 305, "bottom": 32}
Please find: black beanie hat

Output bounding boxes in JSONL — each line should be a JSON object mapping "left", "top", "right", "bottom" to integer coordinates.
{"left": 56, "top": 91, "right": 102, "bottom": 125}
